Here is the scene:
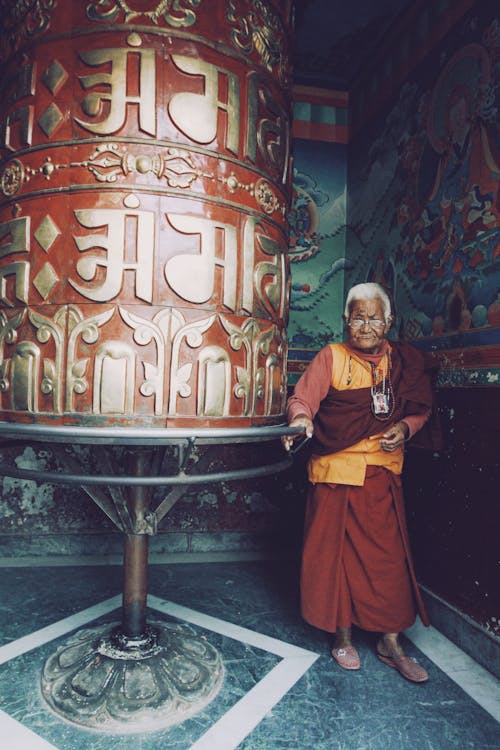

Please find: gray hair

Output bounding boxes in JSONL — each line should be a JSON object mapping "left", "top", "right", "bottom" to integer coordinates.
{"left": 344, "top": 282, "right": 392, "bottom": 320}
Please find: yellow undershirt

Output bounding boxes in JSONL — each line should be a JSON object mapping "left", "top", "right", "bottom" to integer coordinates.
{"left": 308, "top": 343, "right": 404, "bottom": 486}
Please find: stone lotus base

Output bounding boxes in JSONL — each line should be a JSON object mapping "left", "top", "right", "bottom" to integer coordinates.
{"left": 41, "top": 620, "right": 224, "bottom": 733}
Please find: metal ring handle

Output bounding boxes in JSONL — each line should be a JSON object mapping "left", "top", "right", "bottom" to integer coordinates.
{"left": 0, "top": 422, "right": 305, "bottom": 486}
{"left": 0, "top": 456, "right": 294, "bottom": 486}
{"left": 0, "top": 421, "right": 304, "bottom": 445}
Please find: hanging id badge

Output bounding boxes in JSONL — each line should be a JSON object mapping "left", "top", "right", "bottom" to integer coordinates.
{"left": 372, "top": 391, "right": 389, "bottom": 415}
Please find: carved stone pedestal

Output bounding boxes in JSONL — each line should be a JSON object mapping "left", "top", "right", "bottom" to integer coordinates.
{"left": 38, "top": 447, "right": 225, "bottom": 733}
{"left": 41, "top": 620, "right": 223, "bottom": 733}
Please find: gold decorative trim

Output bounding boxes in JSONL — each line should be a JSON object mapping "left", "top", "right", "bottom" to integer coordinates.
{"left": 0, "top": 0, "right": 56, "bottom": 48}
{"left": 33, "top": 261, "right": 59, "bottom": 299}
{"left": 127, "top": 32, "right": 142, "bottom": 46}
{"left": 226, "top": 0, "right": 289, "bottom": 85}
{"left": 86, "top": 0, "right": 201, "bottom": 28}
{"left": 254, "top": 178, "right": 280, "bottom": 215}
{"left": 24, "top": 156, "right": 67, "bottom": 183}
{"left": 34, "top": 214, "right": 61, "bottom": 252}
{"left": 38, "top": 103, "right": 64, "bottom": 138}
{"left": 1, "top": 24, "right": 289, "bottom": 84}
{"left": 87, "top": 143, "right": 206, "bottom": 188}
{"left": 0, "top": 137, "right": 283, "bottom": 181}
{"left": 16, "top": 146, "right": 286, "bottom": 216}
{"left": 42, "top": 60, "right": 69, "bottom": 95}
{"left": 0, "top": 160, "right": 25, "bottom": 197}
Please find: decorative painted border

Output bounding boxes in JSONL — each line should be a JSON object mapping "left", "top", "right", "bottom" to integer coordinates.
{"left": 412, "top": 328, "right": 500, "bottom": 352}
{"left": 287, "top": 340, "right": 500, "bottom": 388}
{"left": 436, "top": 367, "right": 500, "bottom": 387}
{"left": 292, "top": 85, "right": 350, "bottom": 144}
{"left": 414, "top": 332, "right": 500, "bottom": 386}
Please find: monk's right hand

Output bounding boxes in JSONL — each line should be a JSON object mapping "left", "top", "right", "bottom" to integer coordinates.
{"left": 281, "top": 416, "right": 314, "bottom": 451}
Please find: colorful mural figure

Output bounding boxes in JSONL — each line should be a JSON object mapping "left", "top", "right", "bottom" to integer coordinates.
{"left": 427, "top": 43, "right": 498, "bottom": 202}
{"left": 407, "top": 40, "right": 500, "bottom": 324}
{"left": 346, "top": 12, "right": 500, "bottom": 341}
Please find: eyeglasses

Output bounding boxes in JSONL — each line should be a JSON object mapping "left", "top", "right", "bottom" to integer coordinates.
{"left": 348, "top": 318, "right": 386, "bottom": 330}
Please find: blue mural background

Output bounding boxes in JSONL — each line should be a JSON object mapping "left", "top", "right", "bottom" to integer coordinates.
{"left": 287, "top": 138, "right": 348, "bottom": 349}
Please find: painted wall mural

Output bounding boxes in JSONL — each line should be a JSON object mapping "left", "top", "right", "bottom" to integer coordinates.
{"left": 346, "top": 5, "right": 500, "bottom": 386}
{"left": 287, "top": 89, "right": 350, "bottom": 383}
{"left": 288, "top": 138, "right": 348, "bottom": 351}
{"left": 287, "top": 5, "right": 500, "bottom": 389}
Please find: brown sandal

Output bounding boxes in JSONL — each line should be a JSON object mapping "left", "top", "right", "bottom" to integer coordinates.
{"left": 377, "top": 652, "right": 429, "bottom": 683}
{"left": 331, "top": 646, "right": 361, "bottom": 670}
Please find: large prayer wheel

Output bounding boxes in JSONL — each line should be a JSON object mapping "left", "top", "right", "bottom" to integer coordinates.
{"left": 0, "top": 0, "right": 293, "bottom": 429}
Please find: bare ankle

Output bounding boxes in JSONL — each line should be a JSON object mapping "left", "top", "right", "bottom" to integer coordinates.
{"left": 334, "top": 626, "right": 352, "bottom": 649}
{"left": 378, "top": 633, "right": 405, "bottom": 658}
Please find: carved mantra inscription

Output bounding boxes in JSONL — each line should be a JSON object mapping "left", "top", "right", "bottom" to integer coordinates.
{"left": 1, "top": 41, "right": 289, "bottom": 181}
{"left": 0, "top": 9, "right": 292, "bottom": 424}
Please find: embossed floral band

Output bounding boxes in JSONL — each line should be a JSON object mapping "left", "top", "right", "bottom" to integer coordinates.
{"left": 0, "top": 0, "right": 293, "bottom": 428}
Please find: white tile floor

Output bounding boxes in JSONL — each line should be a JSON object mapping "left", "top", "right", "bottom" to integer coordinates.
{"left": 405, "top": 619, "right": 500, "bottom": 721}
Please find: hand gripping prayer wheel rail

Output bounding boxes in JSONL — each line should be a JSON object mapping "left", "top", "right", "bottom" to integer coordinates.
{"left": 0, "top": 422, "right": 305, "bottom": 733}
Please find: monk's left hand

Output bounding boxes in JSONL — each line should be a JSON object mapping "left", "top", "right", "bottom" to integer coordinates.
{"left": 379, "top": 421, "right": 409, "bottom": 452}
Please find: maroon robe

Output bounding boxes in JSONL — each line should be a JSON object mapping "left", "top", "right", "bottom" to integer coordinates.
{"left": 299, "top": 341, "right": 432, "bottom": 633}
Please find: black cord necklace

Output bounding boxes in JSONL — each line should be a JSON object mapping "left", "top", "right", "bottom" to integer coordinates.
{"left": 370, "top": 349, "right": 395, "bottom": 421}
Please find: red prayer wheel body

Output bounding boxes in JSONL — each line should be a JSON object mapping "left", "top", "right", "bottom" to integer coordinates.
{"left": 0, "top": 0, "right": 293, "bottom": 428}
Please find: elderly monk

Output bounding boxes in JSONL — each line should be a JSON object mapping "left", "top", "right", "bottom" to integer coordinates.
{"left": 284, "top": 282, "right": 432, "bottom": 683}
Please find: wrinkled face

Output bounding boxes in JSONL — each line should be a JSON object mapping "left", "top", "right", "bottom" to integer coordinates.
{"left": 346, "top": 297, "right": 391, "bottom": 354}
